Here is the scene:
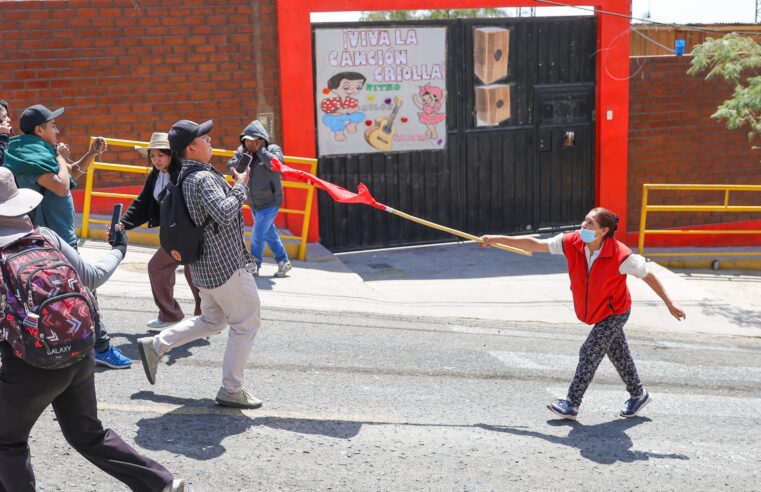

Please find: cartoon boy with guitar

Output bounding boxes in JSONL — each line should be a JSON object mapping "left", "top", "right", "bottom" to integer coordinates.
{"left": 320, "top": 72, "right": 367, "bottom": 142}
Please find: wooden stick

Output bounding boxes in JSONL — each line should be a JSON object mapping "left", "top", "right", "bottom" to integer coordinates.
{"left": 387, "top": 208, "right": 532, "bottom": 256}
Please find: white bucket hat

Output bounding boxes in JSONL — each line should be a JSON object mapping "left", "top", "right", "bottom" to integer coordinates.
{"left": 0, "top": 167, "right": 42, "bottom": 218}
{"left": 0, "top": 167, "right": 42, "bottom": 246}
{"left": 135, "top": 132, "right": 171, "bottom": 158}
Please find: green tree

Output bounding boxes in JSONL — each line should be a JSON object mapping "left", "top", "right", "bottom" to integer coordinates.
{"left": 360, "top": 9, "right": 508, "bottom": 21}
{"left": 689, "top": 33, "right": 761, "bottom": 142}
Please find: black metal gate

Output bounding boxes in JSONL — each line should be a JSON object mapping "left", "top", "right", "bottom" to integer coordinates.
{"left": 315, "top": 16, "right": 596, "bottom": 251}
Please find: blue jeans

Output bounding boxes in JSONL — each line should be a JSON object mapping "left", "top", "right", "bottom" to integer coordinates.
{"left": 250, "top": 205, "right": 288, "bottom": 267}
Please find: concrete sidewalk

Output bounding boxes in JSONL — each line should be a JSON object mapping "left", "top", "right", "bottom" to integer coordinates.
{"left": 80, "top": 238, "right": 761, "bottom": 339}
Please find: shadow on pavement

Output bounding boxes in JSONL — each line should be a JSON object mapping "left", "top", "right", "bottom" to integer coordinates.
{"left": 107, "top": 332, "right": 211, "bottom": 367}
{"left": 131, "top": 391, "right": 363, "bottom": 460}
{"left": 700, "top": 302, "right": 761, "bottom": 331}
{"left": 337, "top": 242, "right": 567, "bottom": 281}
{"left": 477, "top": 417, "right": 689, "bottom": 464}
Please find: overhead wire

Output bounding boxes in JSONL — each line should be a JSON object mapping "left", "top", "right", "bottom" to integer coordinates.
{"left": 532, "top": 0, "right": 761, "bottom": 36}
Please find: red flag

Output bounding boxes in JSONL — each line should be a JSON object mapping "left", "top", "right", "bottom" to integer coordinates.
{"left": 270, "top": 157, "right": 387, "bottom": 211}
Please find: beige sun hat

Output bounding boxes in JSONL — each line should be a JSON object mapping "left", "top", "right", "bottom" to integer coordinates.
{"left": 135, "top": 132, "right": 171, "bottom": 158}
{"left": 0, "top": 167, "right": 43, "bottom": 246}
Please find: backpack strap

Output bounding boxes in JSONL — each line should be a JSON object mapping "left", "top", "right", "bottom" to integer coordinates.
{"left": 178, "top": 165, "right": 215, "bottom": 232}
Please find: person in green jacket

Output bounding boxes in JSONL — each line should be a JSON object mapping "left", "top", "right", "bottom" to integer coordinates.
{"left": 3, "top": 104, "right": 132, "bottom": 370}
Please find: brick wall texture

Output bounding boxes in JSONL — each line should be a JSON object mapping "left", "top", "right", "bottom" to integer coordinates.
{"left": 0, "top": 0, "right": 280, "bottom": 188}
{"left": 628, "top": 56, "right": 761, "bottom": 233}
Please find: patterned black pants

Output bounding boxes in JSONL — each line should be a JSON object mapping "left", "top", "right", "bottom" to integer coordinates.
{"left": 566, "top": 311, "right": 642, "bottom": 408}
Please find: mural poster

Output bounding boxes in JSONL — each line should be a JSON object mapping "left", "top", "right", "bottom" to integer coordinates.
{"left": 314, "top": 27, "right": 447, "bottom": 157}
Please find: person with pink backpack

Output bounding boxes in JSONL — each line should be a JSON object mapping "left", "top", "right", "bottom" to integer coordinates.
{"left": 0, "top": 167, "right": 184, "bottom": 491}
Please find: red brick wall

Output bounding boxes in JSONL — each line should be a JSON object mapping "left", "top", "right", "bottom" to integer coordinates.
{"left": 628, "top": 56, "right": 761, "bottom": 233}
{"left": 0, "top": 0, "right": 280, "bottom": 188}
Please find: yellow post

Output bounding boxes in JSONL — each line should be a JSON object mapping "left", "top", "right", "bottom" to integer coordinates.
{"left": 81, "top": 139, "right": 97, "bottom": 238}
{"left": 638, "top": 185, "right": 649, "bottom": 255}
{"left": 296, "top": 158, "right": 318, "bottom": 261}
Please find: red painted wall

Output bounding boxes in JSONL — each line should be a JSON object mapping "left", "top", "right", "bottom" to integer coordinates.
{"left": 627, "top": 56, "right": 761, "bottom": 247}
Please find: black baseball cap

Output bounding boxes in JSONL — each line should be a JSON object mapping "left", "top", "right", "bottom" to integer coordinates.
{"left": 19, "top": 104, "right": 64, "bottom": 134}
{"left": 168, "top": 119, "right": 213, "bottom": 153}
{"left": 0, "top": 100, "right": 8, "bottom": 111}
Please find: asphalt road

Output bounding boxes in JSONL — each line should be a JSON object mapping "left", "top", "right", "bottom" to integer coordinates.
{"left": 29, "top": 295, "right": 761, "bottom": 492}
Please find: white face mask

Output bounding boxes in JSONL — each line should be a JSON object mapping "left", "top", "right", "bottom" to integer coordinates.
{"left": 579, "top": 227, "right": 597, "bottom": 243}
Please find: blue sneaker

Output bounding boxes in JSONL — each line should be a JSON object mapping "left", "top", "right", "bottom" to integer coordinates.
{"left": 94, "top": 346, "right": 132, "bottom": 369}
{"left": 621, "top": 389, "right": 650, "bottom": 418}
{"left": 547, "top": 399, "right": 579, "bottom": 420}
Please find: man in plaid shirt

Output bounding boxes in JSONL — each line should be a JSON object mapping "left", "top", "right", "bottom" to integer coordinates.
{"left": 137, "top": 119, "right": 264, "bottom": 409}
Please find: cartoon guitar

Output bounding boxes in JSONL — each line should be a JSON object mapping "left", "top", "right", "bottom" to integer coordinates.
{"left": 365, "top": 96, "right": 403, "bottom": 153}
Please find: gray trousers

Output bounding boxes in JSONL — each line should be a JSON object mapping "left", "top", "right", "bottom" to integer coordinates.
{"left": 566, "top": 311, "right": 642, "bottom": 407}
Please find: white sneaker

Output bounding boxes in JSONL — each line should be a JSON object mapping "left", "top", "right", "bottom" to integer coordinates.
{"left": 274, "top": 261, "right": 292, "bottom": 278}
{"left": 162, "top": 479, "right": 185, "bottom": 492}
{"left": 146, "top": 318, "right": 176, "bottom": 332}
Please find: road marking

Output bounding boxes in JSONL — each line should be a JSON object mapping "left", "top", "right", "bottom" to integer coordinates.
{"left": 98, "top": 401, "right": 397, "bottom": 423}
{"left": 490, "top": 350, "right": 761, "bottom": 381}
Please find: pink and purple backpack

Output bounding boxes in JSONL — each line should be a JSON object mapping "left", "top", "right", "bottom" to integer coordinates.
{"left": 0, "top": 231, "right": 97, "bottom": 369}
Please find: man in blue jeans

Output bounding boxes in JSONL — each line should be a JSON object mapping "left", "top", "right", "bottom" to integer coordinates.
{"left": 226, "top": 120, "right": 292, "bottom": 277}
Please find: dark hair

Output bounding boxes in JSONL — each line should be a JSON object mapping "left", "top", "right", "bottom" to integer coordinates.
{"left": 590, "top": 207, "right": 619, "bottom": 238}
{"left": 327, "top": 72, "right": 366, "bottom": 90}
{"left": 147, "top": 148, "right": 182, "bottom": 174}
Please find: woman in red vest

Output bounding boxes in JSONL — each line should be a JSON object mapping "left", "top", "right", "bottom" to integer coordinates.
{"left": 481, "top": 207, "right": 685, "bottom": 420}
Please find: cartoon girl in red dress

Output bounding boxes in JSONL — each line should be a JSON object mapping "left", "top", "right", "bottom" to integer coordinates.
{"left": 412, "top": 84, "right": 446, "bottom": 140}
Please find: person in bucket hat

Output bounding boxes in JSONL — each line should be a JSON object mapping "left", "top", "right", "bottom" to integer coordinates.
{"left": 119, "top": 132, "right": 202, "bottom": 331}
{"left": 3, "top": 103, "right": 132, "bottom": 370}
{"left": 0, "top": 167, "right": 186, "bottom": 492}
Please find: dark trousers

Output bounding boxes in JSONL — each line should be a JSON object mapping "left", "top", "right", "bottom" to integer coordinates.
{"left": 149, "top": 246, "right": 202, "bottom": 322}
{"left": 566, "top": 311, "right": 642, "bottom": 407}
{"left": 0, "top": 348, "right": 173, "bottom": 491}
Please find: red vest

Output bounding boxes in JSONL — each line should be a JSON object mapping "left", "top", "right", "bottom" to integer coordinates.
{"left": 562, "top": 232, "right": 632, "bottom": 325}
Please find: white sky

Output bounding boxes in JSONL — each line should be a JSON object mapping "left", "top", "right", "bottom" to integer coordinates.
{"left": 311, "top": 1, "right": 759, "bottom": 24}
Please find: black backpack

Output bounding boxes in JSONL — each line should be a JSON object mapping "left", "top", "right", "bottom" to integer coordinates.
{"left": 159, "top": 165, "right": 213, "bottom": 265}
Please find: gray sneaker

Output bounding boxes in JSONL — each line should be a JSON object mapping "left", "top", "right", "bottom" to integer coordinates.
{"left": 137, "top": 337, "right": 160, "bottom": 385}
{"left": 274, "top": 260, "right": 292, "bottom": 278}
{"left": 215, "top": 387, "right": 262, "bottom": 409}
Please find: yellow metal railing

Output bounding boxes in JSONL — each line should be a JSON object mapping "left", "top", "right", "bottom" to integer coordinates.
{"left": 638, "top": 183, "right": 761, "bottom": 257}
{"left": 81, "top": 137, "right": 317, "bottom": 261}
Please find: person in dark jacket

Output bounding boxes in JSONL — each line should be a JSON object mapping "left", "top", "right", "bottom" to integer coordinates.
{"left": 226, "top": 120, "right": 292, "bottom": 277}
{"left": 481, "top": 207, "right": 686, "bottom": 421}
{"left": 0, "top": 100, "right": 12, "bottom": 166}
{"left": 120, "top": 132, "right": 202, "bottom": 331}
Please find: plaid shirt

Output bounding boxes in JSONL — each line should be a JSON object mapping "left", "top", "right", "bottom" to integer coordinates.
{"left": 181, "top": 160, "right": 253, "bottom": 289}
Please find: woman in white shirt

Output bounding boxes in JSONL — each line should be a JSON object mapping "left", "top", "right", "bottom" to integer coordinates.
{"left": 119, "top": 133, "right": 201, "bottom": 331}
